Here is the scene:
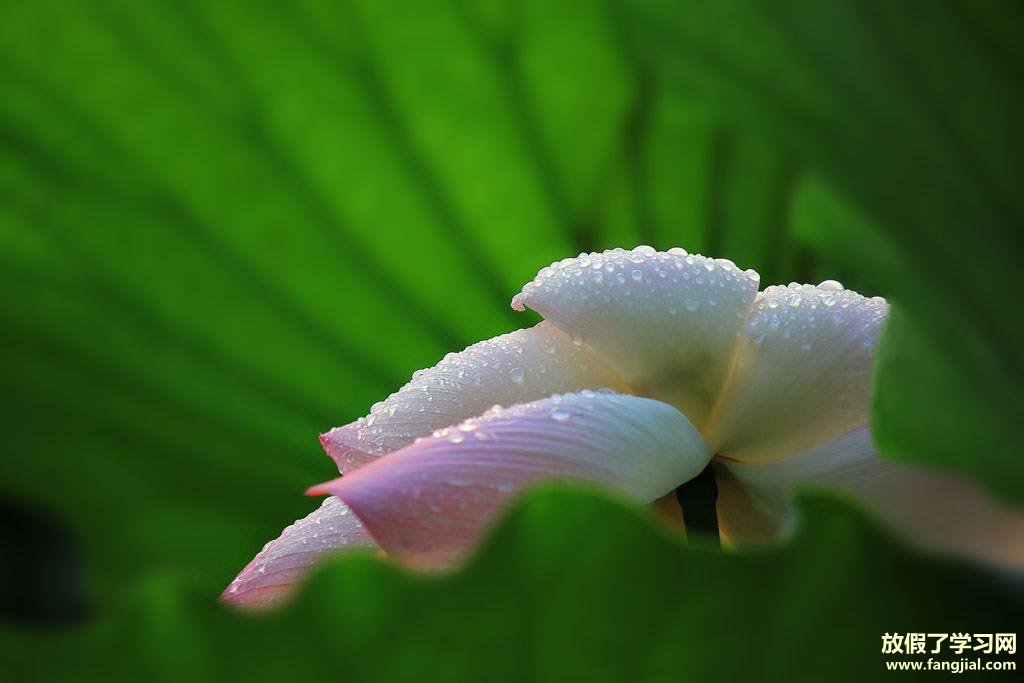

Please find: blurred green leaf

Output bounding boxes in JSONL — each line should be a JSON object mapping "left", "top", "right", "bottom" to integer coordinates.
{"left": 621, "top": 0, "right": 1024, "bottom": 502}
{"left": 4, "top": 489, "right": 1022, "bottom": 682}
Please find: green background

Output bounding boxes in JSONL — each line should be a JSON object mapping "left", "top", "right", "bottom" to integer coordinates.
{"left": 1, "top": 0, "right": 1022, "bottom": 680}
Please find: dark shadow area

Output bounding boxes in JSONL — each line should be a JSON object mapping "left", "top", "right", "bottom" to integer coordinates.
{"left": 0, "top": 497, "right": 89, "bottom": 626}
{"left": 675, "top": 464, "right": 720, "bottom": 547}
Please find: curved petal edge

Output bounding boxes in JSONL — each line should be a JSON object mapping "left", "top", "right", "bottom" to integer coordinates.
{"left": 320, "top": 322, "right": 629, "bottom": 473}
{"left": 311, "top": 390, "right": 712, "bottom": 569}
{"left": 221, "top": 497, "right": 378, "bottom": 610}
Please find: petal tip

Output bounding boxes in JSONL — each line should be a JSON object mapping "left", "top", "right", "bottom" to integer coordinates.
{"left": 305, "top": 480, "right": 337, "bottom": 496}
{"left": 319, "top": 425, "right": 379, "bottom": 474}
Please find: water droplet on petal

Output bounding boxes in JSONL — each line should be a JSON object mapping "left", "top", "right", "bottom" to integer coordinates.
{"left": 549, "top": 408, "right": 571, "bottom": 422}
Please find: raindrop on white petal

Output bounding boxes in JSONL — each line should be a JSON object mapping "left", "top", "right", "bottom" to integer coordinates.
{"left": 549, "top": 408, "right": 572, "bottom": 422}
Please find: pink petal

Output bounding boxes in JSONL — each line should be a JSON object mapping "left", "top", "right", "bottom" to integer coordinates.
{"left": 706, "top": 282, "right": 889, "bottom": 462}
{"left": 719, "top": 427, "right": 1024, "bottom": 569}
{"left": 310, "top": 391, "right": 711, "bottom": 569}
{"left": 320, "top": 322, "right": 628, "bottom": 473}
{"left": 511, "top": 247, "right": 760, "bottom": 428}
{"left": 220, "top": 497, "right": 377, "bottom": 610}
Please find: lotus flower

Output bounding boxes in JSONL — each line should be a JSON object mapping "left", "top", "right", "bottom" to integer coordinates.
{"left": 222, "top": 246, "right": 1024, "bottom": 609}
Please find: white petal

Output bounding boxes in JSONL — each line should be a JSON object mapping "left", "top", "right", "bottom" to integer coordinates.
{"left": 719, "top": 427, "right": 1024, "bottom": 569}
{"left": 512, "top": 247, "right": 760, "bottom": 426}
{"left": 706, "top": 282, "right": 888, "bottom": 461}
{"left": 221, "top": 497, "right": 377, "bottom": 610}
{"left": 321, "top": 322, "right": 628, "bottom": 472}
{"left": 312, "top": 391, "right": 712, "bottom": 569}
